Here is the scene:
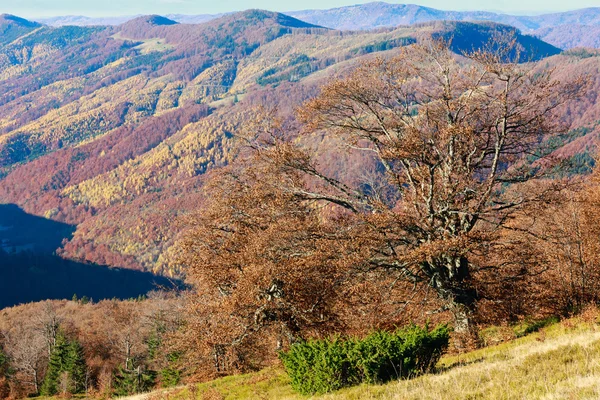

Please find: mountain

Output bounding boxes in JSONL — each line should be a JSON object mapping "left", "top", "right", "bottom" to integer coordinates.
{"left": 528, "top": 8, "right": 600, "bottom": 28}
{"left": 0, "top": 14, "right": 41, "bottom": 29}
{"left": 533, "top": 25, "right": 600, "bottom": 49}
{"left": 287, "top": 2, "right": 600, "bottom": 49}
{"left": 129, "top": 15, "right": 179, "bottom": 26}
{"left": 287, "top": 3, "right": 600, "bottom": 32}
{"left": 0, "top": 10, "right": 591, "bottom": 279}
{"left": 36, "top": 15, "right": 138, "bottom": 26}
{"left": 36, "top": 14, "right": 224, "bottom": 26}
{"left": 168, "top": 13, "right": 226, "bottom": 24}
{"left": 30, "top": 4, "right": 600, "bottom": 49}
{"left": 431, "top": 21, "right": 559, "bottom": 61}
{"left": 0, "top": 14, "right": 42, "bottom": 45}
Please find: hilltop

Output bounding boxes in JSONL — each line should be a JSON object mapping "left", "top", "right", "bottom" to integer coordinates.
{"left": 0, "top": 14, "right": 42, "bottom": 45}
{"left": 0, "top": 14, "right": 41, "bottom": 28}
{"left": 32, "top": 3, "right": 600, "bottom": 49}
{"left": 125, "top": 15, "right": 179, "bottom": 27}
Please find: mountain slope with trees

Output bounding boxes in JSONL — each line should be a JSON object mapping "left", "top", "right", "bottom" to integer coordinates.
{"left": 287, "top": 2, "right": 600, "bottom": 49}
{"left": 2, "top": 11, "right": 600, "bottom": 400}
{"left": 0, "top": 12, "right": 568, "bottom": 277}
{"left": 33, "top": 4, "right": 600, "bottom": 49}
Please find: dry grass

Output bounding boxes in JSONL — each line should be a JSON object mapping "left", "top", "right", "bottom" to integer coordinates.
{"left": 138, "top": 313, "right": 600, "bottom": 400}
{"left": 34, "top": 312, "right": 600, "bottom": 400}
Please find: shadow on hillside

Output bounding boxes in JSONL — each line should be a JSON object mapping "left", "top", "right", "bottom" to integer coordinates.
{"left": 0, "top": 204, "right": 182, "bottom": 309}
{"left": 436, "top": 356, "right": 486, "bottom": 374}
{"left": 0, "top": 203, "right": 75, "bottom": 253}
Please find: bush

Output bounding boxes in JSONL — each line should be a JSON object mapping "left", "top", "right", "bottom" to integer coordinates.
{"left": 280, "top": 324, "right": 450, "bottom": 395}
{"left": 278, "top": 336, "right": 358, "bottom": 395}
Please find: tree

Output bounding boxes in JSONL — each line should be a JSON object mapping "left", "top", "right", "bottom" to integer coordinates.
{"left": 41, "top": 330, "right": 87, "bottom": 396}
{"left": 40, "top": 331, "right": 68, "bottom": 396}
{"left": 178, "top": 158, "right": 374, "bottom": 375}
{"left": 37, "top": 302, "right": 61, "bottom": 357}
{"left": 112, "top": 364, "right": 155, "bottom": 396}
{"left": 181, "top": 37, "right": 588, "bottom": 351}
{"left": 527, "top": 169, "right": 600, "bottom": 315}
{"left": 4, "top": 327, "right": 46, "bottom": 395}
{"left": 0, "top": 345, "right": 10, "bottom": 398}
{"left": 64, "top": 338, "right": 87, "bottom": 394}
{"left": 105, "top": 301, "right": 156, "bottom": 395}
{"left": 293, "top": 39, "right": 588, "bottom": 336}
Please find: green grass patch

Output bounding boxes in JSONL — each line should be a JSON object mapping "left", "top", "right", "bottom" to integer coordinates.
{"left": 95, "top": 313, "right": 600, "bottom": 399}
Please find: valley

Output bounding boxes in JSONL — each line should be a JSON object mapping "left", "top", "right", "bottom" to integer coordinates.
{"left": 1, "top": 3, "right": 600, "bottom": 398}
{"left": 1, "top": 10, "right": 591, "bottom": 280}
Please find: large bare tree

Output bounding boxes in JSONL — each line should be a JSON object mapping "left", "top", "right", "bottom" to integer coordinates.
{"left": 180, "top": 38, "right": 588, "bottom": 369}
{"left": 242, "top": 39, "right": 586, "bottom": 335}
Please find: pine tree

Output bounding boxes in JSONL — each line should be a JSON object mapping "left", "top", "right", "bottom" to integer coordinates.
{"left": 113, "top": 364, "right": 155, "bottom": 396}
{"left": 160, "top": 353, "right": 181, "bottom": 388}
{"left": 64, "top": 339, "right": 87, "bottom": 394}
{"left": 40, "top": 330, "right": 87, "bottom": 396}
{"left": 0, "top": 348, "right": 8, "bottom": 375}
{"left": 40, "top": 331, "right": 68, "bottom": 396}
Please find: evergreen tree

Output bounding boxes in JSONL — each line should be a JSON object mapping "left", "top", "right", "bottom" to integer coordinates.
{"left": 0, "top": 348, "right": 9, "bottom": 399}
{"left": 146, "top": 320, "right": 181, "bottom": 388}
{"left": 40, "top": 331, "right": 68, "bottom": 396}
{"left": 64, "top": 339, "right": 87, "bottom": 393}
{"left": 0, "top": 348, "right": 8, "bottom": 375}
{"left": 40, "top": 330, "right": 88, "bottom": 396}
{"left": 113, "top": 364, "right": 155, "bottom": 396}
{"left": 160, "top": 353, "right": 181, "bottom": 388}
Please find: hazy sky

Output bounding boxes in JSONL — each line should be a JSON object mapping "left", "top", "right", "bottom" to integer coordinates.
{"left": 2, "top": 0, "right": 599, "bottom": 18}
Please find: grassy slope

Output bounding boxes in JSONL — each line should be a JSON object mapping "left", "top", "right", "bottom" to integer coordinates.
{"left": 130, "top": 315, "right": 600, "bottom": 400}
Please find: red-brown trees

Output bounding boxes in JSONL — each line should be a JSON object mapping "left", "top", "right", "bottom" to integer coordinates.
{"left": 179, "top": 37, "right": 589, "bottom": 365}
{"left": 278, "top": 39, "right": 587, "bottom": 336}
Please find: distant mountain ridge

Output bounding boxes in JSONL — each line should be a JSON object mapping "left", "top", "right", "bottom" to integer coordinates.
{"left": 287, "top": 3, "right": 600, "bottom": 49}
{"left": 0, "top": 14, "right": 41, "bottom": 28}
{"left": 0, "top": 14, "right": 42, "bottom": 45}
{"left": 31, "top": 3, "right": 600, "bottom": 49}
{"left": 287, "top": 3, "right": 600, "bottom": 32}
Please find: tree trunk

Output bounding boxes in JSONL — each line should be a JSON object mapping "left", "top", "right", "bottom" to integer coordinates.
{"left": 449, "top": 301, "right": 473, "bottom": 336}
{"left": 430, "top": 256, "right": 478, "bottom": 349}
{"left": 32, "top": 368, "right": 39, "bottom": 394}
{"left": 446, "top": 294, "right": 478, "bottom": 350}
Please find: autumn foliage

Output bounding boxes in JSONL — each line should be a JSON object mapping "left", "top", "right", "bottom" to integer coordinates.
{"left": 2, "top": 15, "right": 600, "bottom": 398}
{"left": 173, "top": 38, "right": 598, "bottom": 379}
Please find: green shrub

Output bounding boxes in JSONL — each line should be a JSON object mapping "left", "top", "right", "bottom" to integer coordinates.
{"left": 280, "top": 324, "right": 450, "bottom": 395}
{"left": 278, "top": 336, "right": 359, "bottom": 395}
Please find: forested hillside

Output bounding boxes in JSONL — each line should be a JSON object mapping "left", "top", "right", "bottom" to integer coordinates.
{"left": 288, "top": 3, "right": 600, "bottom": 49}
{"left": 0, "top": 11, "right": 570, "bottom": 278}
{"left": 2, "top": 6, "right": 600, "bottom": 399}
{"left": 34, "top": 3, "right": 600, "bottom": 49}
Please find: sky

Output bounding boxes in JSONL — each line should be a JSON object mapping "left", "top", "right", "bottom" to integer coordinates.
{"left": 1, "top": 0, "right": 599, "bottom": 18}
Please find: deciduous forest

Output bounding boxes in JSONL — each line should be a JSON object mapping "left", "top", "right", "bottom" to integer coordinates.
{"left": 1, "top": 5, "right": 600, "bottom": 399}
